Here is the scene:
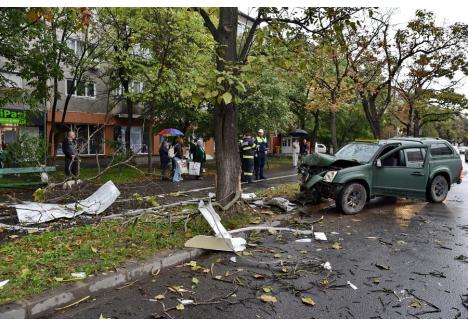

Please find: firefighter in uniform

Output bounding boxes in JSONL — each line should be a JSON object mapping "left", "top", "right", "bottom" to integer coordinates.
{"left": 241, "top": 134, "right": 255, "bottom": 183}
{"left": 254, "top": 129, "right": 268, "bottom": 180}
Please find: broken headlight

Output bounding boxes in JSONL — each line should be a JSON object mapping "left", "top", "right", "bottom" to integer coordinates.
{"left": 323, "top": 170, "right": 337, "bottom": 183}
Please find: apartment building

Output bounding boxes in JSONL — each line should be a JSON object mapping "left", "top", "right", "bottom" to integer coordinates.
{"left": 1, "top": 10, "right": 257, "bottom": 165}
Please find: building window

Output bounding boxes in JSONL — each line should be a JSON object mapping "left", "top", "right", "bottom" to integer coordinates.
{"left": 111, "top": 81, "right": 143, "bottom": 96}
{"left": 67, "top": 39, "right": 84, "bottom": 56}
{"left": 56, "top": 124, "right": 105, "bottom": 156}
{"left": 113, "top": 126, "right": 148, "bottom": 154}
{"left": 66, "top": 79, "right": 96, "bottom": 98}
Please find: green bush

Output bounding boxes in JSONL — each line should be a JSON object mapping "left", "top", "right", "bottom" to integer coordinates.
{"left": 5, "top": 133, "right": 46, "bottom": 167}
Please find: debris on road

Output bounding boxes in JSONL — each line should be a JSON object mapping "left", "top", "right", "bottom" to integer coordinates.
{"left": 229, "top": 226, "right": 313, "bottom": 235}
{"left": 347, "top": 281, "right": 358, "bottom": 290}
{"left": 314, "top": 232, "right": 327, "bottom": 241}
{"left": 177, "top": 299, "right": 194, "bottom": 305}
{"left": 230, "top": 257, "right": 237, "bottom": 263}
{"left": 184, "top": 200, "right": 246, "bottom": 252}
{"left": 13, "top": 181, "right": 120, "bottom": 224}
{"left": 295, "top": 238, "right": 312, "bottom": 243}
{"left": 321, "top": 262, "right": 332, "bottom": 270}
{"left": 375, "top": 263, "right": 391, "bottom": 270}
{"left": 455, "top": 255, "right": 468, "bottom": 263}
{"left": 267, "top": 197, "right": 296, "bottom": 212}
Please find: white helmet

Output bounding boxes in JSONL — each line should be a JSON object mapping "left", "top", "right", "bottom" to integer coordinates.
{"left": 258, "top": 129, "right": 264, "bottom": 133}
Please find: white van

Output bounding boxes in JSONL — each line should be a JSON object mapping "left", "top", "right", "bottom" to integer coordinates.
{"left": 315, "top": 143, "right": 327, "bottom": 153}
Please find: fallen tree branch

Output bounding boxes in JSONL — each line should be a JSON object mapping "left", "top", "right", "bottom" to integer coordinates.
{"left": 228, "top": 226, "right": 313, "bottom": 235}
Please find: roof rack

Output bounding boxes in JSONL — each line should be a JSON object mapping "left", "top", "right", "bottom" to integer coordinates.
{"left": 354, "top": 138, "right": 379, "bottom": 143}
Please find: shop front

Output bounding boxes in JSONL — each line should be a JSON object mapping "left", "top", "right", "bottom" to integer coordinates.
{"left": 0, "top": 107, "right": 45, "bottom": 150}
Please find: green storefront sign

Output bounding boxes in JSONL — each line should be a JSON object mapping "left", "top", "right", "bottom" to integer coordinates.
{"left": 0, "top": 108, "right": 28, "bottom": 125}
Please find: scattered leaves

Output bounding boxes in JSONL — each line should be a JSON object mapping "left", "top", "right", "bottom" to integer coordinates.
{"left": 301, "top": 296, "right": 316, "bottom": 306}
{"left": 154, "top": 294, "right": 165, "bottom": 300}
{"left": 331, "top": 242, "right": 342, "bottom": 250}
{"left": 176, "top": 303, "right": 185, "bottom": 311}
{"left": 262, "top": 286, "right": 273, "bottom": 293}
{"left": 260, "top": 294, "right": 277, "bottom": 303}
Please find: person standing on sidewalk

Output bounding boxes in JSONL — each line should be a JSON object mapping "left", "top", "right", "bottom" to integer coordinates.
{"left": 62, "top": 131, "right": 79, "bottom": 178}
{"left": 159, "top": 140, "right": 170, "bottom": 180}
{"left": 254, "top": 129, "right": 268, "bottom": 180}
{"left": 292, "top": 138, "right": 300, "bottom": 167}
{"left": 241, "top": 133, "right": 255, "bottom": 183}
{"left": 172, "top": 137, "right": 184, "bottom": 182}
{"left": 192, "top": 139, "right": 206, "bottom": 180}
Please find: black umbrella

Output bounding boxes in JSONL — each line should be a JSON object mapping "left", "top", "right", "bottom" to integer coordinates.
{"left": 288, "top": 129, "right": 308, "bottom": 137}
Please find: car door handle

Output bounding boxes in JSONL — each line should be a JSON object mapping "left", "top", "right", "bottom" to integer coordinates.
{"left": 411, "top": 172, "right": 425, "bottom": 176}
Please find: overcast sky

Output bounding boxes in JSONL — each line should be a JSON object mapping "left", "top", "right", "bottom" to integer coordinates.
{"left": 239, "top": 6, "right": 468, "bottom": 96}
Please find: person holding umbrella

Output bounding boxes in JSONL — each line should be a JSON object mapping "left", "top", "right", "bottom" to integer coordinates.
{"left": 157, "top": 128, "right": 185, "bottom": 182}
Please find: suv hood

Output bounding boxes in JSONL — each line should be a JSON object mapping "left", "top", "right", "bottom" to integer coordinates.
{"left": 302, "top": 152, "right": 362, "bottom": 168}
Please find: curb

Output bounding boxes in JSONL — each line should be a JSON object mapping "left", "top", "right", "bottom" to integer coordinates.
{"left": 0, "top": 248, "right": 205, "bottom": 319}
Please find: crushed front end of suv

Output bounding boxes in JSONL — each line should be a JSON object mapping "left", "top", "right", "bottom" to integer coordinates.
{"left": 298, "top": 138, "right": 463, "bottom": 214}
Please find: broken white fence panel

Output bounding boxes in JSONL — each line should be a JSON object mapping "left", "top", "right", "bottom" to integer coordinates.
{"left": 0, "top": 279, "right": 9, "bottom": 289}
{"left": 184, "top": 200, "right": 246, "bottom": 252}
{"left": 14, "top": 181, "right": 120, "bottom": 225}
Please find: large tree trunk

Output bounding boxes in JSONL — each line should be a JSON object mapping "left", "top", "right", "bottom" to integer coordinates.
{"left": 121, "top": 80, "right": 133, "bottom": 155}
{"left": 147, "top": 119, "right": 153, "bottom": 173}
{"left": 310, "top": 110, "right": 320, "bottom": 151}
{"left": 47, "top": 76, "right": 59, "bottom": 164}
{"left": 214, "top": 8, "right": 241, "bottom": 206}
{"left": 361, "top": 95, "right": 382, "bottom": 139}
{"left": 329, "top": 110, "right": 337, "bottom": 153}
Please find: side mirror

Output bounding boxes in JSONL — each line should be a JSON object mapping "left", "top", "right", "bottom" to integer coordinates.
{"left": 376, "top": 159, "right": 382, "bottom": 168}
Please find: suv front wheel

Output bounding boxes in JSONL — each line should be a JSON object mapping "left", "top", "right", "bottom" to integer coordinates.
{"left": 337, "top": 182, "right": 367, "bottom": 215}
{"left": 427, "top": 175, "right": 449, "bottom": 203}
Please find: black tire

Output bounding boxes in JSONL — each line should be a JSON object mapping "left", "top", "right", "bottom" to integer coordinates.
{"left": 427, "top": 175, "right": 449, "bottom": 203}
{"left": 337, "top": 182, "right": 367, "bottom": 215}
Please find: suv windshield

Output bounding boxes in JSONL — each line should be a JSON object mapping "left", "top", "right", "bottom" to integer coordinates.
{"left": 335, "top": 143, "right": 381, "bottom": 163}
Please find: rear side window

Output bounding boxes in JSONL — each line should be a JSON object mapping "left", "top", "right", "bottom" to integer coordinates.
{"left": 430, "top": 143, "right": 453, "bottom": 156}
{"left": 404, "top": 148, "right": 426, "bottom": 168}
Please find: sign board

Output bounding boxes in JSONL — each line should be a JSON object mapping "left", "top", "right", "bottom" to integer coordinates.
{"left": 0, "top": 108, "right": 43, "bottom": 126}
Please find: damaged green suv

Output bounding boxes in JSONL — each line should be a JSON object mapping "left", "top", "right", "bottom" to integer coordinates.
{"left": 299, "top": 138, "right": 463, "bottom": 215}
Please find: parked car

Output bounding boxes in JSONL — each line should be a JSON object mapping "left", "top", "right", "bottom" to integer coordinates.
{"left": 315, "top": 143, "right": 327, "bottom": 154}
{"left": 298, "top": 138, "right": 463, "bottom": 214}
{"left": 458, "top": 146, "right": 467, "bottom": 154}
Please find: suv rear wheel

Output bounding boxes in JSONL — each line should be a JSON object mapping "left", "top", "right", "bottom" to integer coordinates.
{"left": 427, "top": 175, "right": 449, "bottom": 203}
{"left": 337, "top": 182, "right": 367, "bottom": 215}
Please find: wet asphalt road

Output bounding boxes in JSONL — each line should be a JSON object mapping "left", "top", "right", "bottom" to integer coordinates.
{"left": 49, "top": 156, "right": 468, "bottom": 319}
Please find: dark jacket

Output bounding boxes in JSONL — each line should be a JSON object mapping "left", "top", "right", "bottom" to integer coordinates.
{"left": 62, "top": 139, "right": 76, "bottom": 158}
{"left": 159, "top": 144, "right": 170, "bottom": 164}
{"left": 255, "top": 136, "right": 268, "bottom": 155}
{"left": 192, "top": 145, "right": 206, "bottom": 163}
{"left": 174, "top": 143, "right": 183, "bottom": 159}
